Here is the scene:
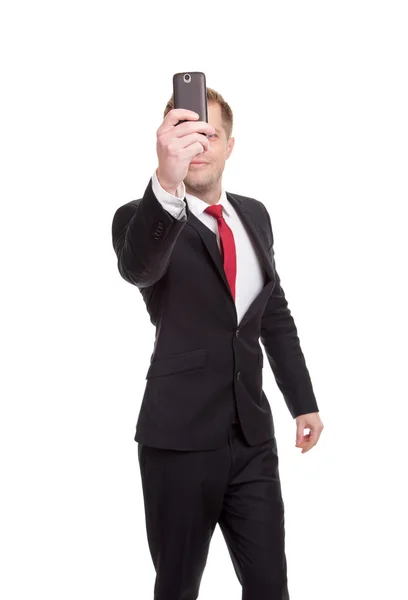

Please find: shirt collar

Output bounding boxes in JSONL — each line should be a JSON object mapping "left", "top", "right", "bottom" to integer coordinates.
{"left": 185, "top": 183, "right": 232, "bottom": 218}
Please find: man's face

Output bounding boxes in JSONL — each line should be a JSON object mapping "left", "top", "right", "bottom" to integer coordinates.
{"left": 183, "top": 102, "right": 235, "bottom": 196}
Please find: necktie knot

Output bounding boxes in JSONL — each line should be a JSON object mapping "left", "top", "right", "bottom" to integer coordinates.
{"left": 204, "top": 204, "right": 223, "bottom": 220}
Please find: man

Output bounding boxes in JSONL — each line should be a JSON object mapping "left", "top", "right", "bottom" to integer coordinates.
{"left": 111, "top": 87, "right": 324, "bottom": 600}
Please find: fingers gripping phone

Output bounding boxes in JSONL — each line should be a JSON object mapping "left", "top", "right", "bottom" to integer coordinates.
{"left": 173, "top": 72, "right": 208, "bottom": 125}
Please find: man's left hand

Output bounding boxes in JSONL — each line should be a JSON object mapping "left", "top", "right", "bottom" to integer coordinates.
{"left": 295, "top": 412, "right": 324, "bottom": 453}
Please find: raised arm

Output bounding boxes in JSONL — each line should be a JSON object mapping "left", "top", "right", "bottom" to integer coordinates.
{"left": 111, "top": 108, "right": 214, "bottom": 287}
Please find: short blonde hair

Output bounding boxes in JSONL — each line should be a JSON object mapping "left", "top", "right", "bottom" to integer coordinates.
{"left": 163, "top": 86, "right": 233, "bottom": 139}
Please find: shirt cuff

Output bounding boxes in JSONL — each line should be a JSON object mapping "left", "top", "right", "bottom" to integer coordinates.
{"left": 151, "top": 170, "right": 187, "bottom": 220}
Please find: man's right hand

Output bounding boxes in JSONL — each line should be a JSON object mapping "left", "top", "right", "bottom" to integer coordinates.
{"left": 155, "top": 108, "right": 215, "bottom": 195}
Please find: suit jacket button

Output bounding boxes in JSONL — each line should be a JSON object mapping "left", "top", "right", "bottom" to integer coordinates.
{"left": 236, "top": 371, "right": 241, "bottom": 380}
{"left": 235, "top": 328, "right": 239, "bottom": 337}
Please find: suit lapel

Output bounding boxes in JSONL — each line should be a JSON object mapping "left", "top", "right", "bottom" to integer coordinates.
{"left": 226, "top": 191, "right": 275, "bottom": 284}
{"left": 185, "top": 191, "right": 275, "bottom": 304}
{"left": 186, "top": 208, "right": 232, "bottom": 299}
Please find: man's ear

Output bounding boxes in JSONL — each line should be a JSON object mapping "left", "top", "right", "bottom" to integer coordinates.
{"left": 226, "top": 137, "right": 235, "bottom": 160}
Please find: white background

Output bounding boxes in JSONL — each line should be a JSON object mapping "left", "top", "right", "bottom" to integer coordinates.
{"left": 1, "top": 1, "right": 407, "bottom": 598}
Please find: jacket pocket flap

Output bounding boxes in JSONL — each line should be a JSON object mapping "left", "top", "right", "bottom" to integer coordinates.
{"left": 146, "top": 348, "right": 207, "bottom": 379}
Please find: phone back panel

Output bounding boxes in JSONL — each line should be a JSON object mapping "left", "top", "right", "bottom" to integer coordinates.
{"left": 173, "top": 72, "right": 208, "bottom": 124}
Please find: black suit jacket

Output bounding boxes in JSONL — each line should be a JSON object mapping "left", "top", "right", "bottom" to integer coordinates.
{"left": 111, "top": 177, "right": 319, "bottom": 450}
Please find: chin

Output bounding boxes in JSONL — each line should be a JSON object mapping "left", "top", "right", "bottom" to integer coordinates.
{"left": 187, "top": 172, "right": 209, "bottom": 183}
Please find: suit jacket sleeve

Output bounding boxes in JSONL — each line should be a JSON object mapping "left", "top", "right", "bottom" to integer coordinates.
{"left": 111, "top": 175, "right": 188, "bottom": 288}
{"left": 260, "top": 204, "right": 319, "bottom": 419}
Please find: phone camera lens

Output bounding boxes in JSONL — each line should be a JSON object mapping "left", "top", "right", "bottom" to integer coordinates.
{"left": 183, "top": 74, "right": 191, "bottom": 83}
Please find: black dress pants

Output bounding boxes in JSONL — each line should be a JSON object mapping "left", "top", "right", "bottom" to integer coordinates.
{"left": 137, "top": 421, "right": 290, "bottom": 600}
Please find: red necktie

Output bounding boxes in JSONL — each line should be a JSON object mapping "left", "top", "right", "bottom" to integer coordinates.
{"left": 204, "top": 204, "right": 237, "bottom": 300}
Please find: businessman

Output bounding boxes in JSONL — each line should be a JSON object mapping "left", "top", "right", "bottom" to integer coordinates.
{"left": 111, "top": 87, "right": 324, "bottom": 600}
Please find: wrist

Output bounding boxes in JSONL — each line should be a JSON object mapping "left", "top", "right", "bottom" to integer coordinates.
{"left": 156, "top": 169, "right": 178, "bottom": 196}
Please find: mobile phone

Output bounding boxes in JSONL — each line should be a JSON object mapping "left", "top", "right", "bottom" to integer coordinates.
{"left": 173, "top": 72, "right": 208, "bottom": 126}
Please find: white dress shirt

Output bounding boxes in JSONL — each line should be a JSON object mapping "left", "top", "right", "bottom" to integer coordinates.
{"left": 151, "top": 170, "right": 265, "bottom": 325}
